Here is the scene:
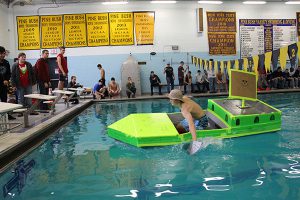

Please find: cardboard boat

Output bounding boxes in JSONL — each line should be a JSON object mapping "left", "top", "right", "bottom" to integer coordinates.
{"left": 107, "top": 70, "right": 281, "bottom": 147}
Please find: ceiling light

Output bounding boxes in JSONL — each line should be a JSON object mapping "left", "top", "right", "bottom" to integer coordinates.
{"left": 102, "top": 1, "right": 128, "bottom": 5}
{"left": 198, "top": 1, "right": 223, "bottom": 4}
{"left": 150, "top": 1, "right": 176, "bottom": 3}
{"left": 285, "top": 1, "right": 300, "bottom": 4}
{"left": 243, "top": 1, "right": 267, "bottom": 4}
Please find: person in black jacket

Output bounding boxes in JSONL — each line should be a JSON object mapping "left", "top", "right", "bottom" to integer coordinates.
{"left": 11, "top": 52, "right": 36, "bottom": 110}
{"left": 150, "top": 71, "right": 162, "bottom": 96}
{"left": 67, "top": 76, "right": 82, "bottom": 104}
{"left": 0, "top": 46, "right": 11, "bottom": 103}
{"left": 293, "top": 66, "right": 300, "bottom": 88}
{"left": 0, "top": 46, "right": 15, "bottom": 119}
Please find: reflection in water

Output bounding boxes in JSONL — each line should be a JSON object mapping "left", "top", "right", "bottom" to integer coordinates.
{"left": 282, "top": 157, "right": 300, "bottom": 178}
{"left": 2, "top": 159, "right": 35, "bottom": 198}
{"left": 115, "top": 189, "right": 139, "bottom": 198}
{"left": 252, "top": 169, "right": 266, "bottom": 186}
{"left": 202, "top": 176, "right": 230, "bottom": 191}
{"left": 155, "top": 190, "right": 179, "bottom": 197}
{"left": 155, "top": 180, "right": 172, "bottom": 188}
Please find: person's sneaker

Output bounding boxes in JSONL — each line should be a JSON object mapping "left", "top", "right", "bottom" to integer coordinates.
{"left": 29, "top": 112, "right": 39, "bottom": 115}
{"left": 8, "top": 114, "right": 16, "bottom": 120}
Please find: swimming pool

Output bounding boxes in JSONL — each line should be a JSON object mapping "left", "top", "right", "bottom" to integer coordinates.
{"left": 1, "top": 93, "right": 300, "bottom": 199}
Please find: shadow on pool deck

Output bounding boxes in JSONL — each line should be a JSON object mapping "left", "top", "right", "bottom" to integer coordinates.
{"left": 0, "top": 88, "right": 299, "bottom": 172}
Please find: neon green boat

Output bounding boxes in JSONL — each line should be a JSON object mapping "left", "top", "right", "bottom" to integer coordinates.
{"left": 107, "top": 70, "right": 282, "bottom": 147}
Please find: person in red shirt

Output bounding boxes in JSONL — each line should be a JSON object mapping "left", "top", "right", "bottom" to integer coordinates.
{"left": 35, "top": 50, "right": 51, "bottom": 110}
{"left": 57, "top": 46, "right": 68, "bottom": 90}
{"left": 11, "top": 53, "right": 37, "bottom": 113}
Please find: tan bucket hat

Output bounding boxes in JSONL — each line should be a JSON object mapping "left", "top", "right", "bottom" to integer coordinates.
{"left": 167, "top": 89, "right": 183, "bottom": 101}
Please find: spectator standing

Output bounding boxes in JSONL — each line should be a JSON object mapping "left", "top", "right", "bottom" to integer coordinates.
{"left": 35, "top": 49, "right": 51, "bottom": 110}
{"left": 164, "top": 63, "right": 175, "bottom": 93}
{"left": 150, "top": 71, "right": 162, "bottom": 95}
{"left": 0, "top": 46, "right": 15, "bottom": 120}
{"left": 11, "top": 53, "right": 38, "bottom": 114}
{"left": 0, "top": 46, "right": 11, "bottom": 103}
{"left": 126, "top": 77, "right": 136, "bottom": 98}
{"left": 178, "top": 61, "right": 187, "bottom": 92}
{"left": 97, "top": 64, "right": 106, "bottom": 85}
{"left": 57, "top": 46, "right": 68, "bottom": 90}
{"left": 207, "top": 67, "right": 216, "bottom": 93}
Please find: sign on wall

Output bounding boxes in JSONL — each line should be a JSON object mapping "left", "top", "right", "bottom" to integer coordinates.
{"left": 240, "top": 19, "right": 297, "bottom": 58}
{"left": 86, "top": 13, "right": 109, "bottom": 46}
{"left": 17, "top": 16, "right": 40, "bottom": 50}
{"left": 41, "top": 15, "right": 63, "bottom": 49}
{"left": 64, "top": 14, "right": 87, "bottom": 47}
{"left": 206, "top": 12, "right": 236, "bottom": 32}
{"left": 208, "top": 33, "right": 236, "bottom": 55}
{"left": 206, "top": 11, "right": 236, "bottom": 55}
{"left": 134, "top": 12, "right": 155, "bottom": 45}
{"left": 109, "top": 12, "right": 134, "bottom": 46}
{"left": 297, "top": 12, "right": 300, "bottom": 41}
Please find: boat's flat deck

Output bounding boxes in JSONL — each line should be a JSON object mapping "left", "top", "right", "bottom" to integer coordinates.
{"left": 213, "top": 99, "right": 277, "bottom": 115}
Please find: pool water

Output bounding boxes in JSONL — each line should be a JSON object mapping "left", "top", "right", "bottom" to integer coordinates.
{"left": 1, "top": 93, "right": 300, "bottom": 199}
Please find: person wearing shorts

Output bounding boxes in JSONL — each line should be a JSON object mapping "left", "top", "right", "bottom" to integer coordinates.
{"left": 168, "top": 89, "right": 208, "bottom": 141}
{"left": 57, "top": 46, "right": 68, "bottom": 90}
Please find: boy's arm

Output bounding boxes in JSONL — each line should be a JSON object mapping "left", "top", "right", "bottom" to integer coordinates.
{"left": 181, "top": 109, "right": 197, "bottom": 141}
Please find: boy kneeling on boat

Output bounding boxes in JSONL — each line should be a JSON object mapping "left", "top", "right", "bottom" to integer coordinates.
{"left": 168, "top": 89, "right": 208, "bottom": 154}
{"left": 168, "top": 89, "right": 208, "bottom": 141}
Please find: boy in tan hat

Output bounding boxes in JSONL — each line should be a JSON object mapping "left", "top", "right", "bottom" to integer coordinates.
{"left": 168, "top": 89, "right": 208, "bottom": 141}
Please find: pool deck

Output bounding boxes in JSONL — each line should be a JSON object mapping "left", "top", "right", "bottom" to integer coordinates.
{"left": 0, "top": 88, "right": 299, "bottom": 172}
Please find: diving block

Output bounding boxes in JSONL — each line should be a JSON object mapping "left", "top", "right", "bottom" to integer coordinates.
{"left": 52, "top": 90, "right": 75, "bottom": 108}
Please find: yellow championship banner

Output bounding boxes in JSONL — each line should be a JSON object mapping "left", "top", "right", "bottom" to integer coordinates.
{"left": 134, "top": 12, "right": 155, "bottom": 45}
{"left": 86, "top": 13, "right": 109, "bottom": 46}
{"left": 64, "top": 14, "right": 87, "bottom": 47}
{"left": 17, "top": 16, "right": 40, "bottom": 50}
{"left": 109, "top": 12, "right": 134, "bottom": 46}
{"left": 40, "top": 15, "right": 63, "bottom": 49}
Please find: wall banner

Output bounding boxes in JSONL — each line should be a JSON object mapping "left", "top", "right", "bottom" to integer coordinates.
{"left": 239, "top": 19, "right": 297, "bottom": 58}
{"left": 86, "top": 13, "right": 109, "bottom": 46}
{"left": 208, "top": 33, "right": 236, "bottom": 55}
{"left": 109, "top": 12, "right": 134, "bottom": 46}
{"left": 64, "top": 14, "right": 87, "bottom": 47}
{"left": 297, "top": 12, "right": 300, "bottom": 41}
{"left": 41, "top": 15, "right": 63, "bottom": 49}
{"left": 17, "top": 16, "right": 40, "bottom": 50}
{"left": 206, "top": 12, "right": 236, "bottom": 32}
{"left": 134, "top": 12, "right": 155, "bottom": 45}
{"left": 206, "top": 11, "right": 236, "bottom": 55}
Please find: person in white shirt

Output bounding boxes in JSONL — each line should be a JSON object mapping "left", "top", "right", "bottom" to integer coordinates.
{"left": 207, "top": 68, "right": 216, "bottom": 93}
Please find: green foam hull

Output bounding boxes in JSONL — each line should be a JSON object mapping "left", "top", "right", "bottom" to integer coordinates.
{"left": 108, "top": 98, "right": 281, "bottom": 147}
